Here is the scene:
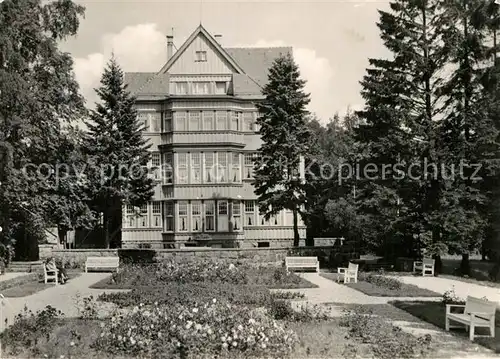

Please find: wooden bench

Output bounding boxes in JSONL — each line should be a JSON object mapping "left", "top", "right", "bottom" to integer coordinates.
{"left": 285, "top": 257, "right": 319, "bottom": 273}
{"left": 85, "top": 257, "right": 120, "bottom": 273}
{"left": 446, "top": 296, "right": 496, "bottom": 340}
{"left": 413, "top": 258, "right": 435, "bottom": 276}
{"left": 337, "top": 262, "right": 359, "bottom": 283}
{"left": 43, "top": 264, "right": 58, "bottom": 284}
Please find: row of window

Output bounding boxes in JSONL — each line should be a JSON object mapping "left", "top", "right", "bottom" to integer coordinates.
{"left": 173, "top": 81, "right": 227, "bottom": 95}
{"left": 124, "top": 200, "right": 291, "bottom": 231}
{"left": 148, "top": 152, "right": 261, "bottom": 184}
{"left": 139, "top": 111, "right": 258, "bottom": 133}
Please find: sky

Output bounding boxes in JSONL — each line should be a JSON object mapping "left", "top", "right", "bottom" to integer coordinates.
{"left": 62, "top": 0, "right": 392, "bottom": 123}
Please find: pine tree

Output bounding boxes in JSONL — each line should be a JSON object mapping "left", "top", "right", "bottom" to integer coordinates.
{"left": 83, "top": 57, "right": 154, "bottom": 248}
{"left": 354, "top": 0, "right": 450, "bottom": 262}
{"left": 438, "top": 0, "right": 497, "bottom": 274}
{"left": 0, "top": 0, "right": 85, "bottom": 259}
{"left": 254, "top": 53, "right": 311, "bottom": 246}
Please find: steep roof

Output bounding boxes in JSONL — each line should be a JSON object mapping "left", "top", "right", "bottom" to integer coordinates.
{"left": 224, "top": 47, "right": 292, "bottom": 87}
{"left": 124, "top": 26, "right": 292, "bottom": 98}
{"left": 158, "top": 25, "right": 245, "bottom": 75}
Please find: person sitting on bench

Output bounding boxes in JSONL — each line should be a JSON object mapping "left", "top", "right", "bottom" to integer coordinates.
{"left": 45, "top": 257, "right": 67, "bottom": 284}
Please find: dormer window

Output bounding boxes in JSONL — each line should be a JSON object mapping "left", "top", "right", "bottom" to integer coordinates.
{"left": 215, "top": 82, "right": 226, "bottom": 94}
{"left": 195, "top": 51, "right": 207, "bottom": 62}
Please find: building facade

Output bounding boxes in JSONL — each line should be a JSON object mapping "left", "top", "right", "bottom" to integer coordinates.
{"left": 122, "top": 25, "right": 306, "bottom": 249}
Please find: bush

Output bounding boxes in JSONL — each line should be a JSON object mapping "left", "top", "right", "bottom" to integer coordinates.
{"left": 340, "top": 306, "right": 432, "bottom": 359}
{"left": 93, "top": 300, "right": 298, "bottom": 358}
{"left": 100, "top": 262, "right": 313, "bottom": 289}
{"left": 99, "top": 283, "right": 272, "bottom": 308}
{"left": 362, "top": 274, "right": 402, "bottom": 291}
{"left": 118, "top": 249, "right": 156, "bottom": 264}
{"left": 441, "top": 286, "right": 465, "bottom": 305}
{"left": 1, "top": 305, "right": 63, "bottom": 355}
{"left": 268, "top": 299, "right": 328, "bottom": 322}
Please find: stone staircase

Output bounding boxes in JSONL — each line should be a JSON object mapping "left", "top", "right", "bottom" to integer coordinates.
{"left": 6, "top": 261, "right": 43, "bottom": 273}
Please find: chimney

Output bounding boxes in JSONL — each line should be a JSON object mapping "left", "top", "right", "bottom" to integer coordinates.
{"left": 166, "top": 35, "right": 174, "bottom": 61}
{"left": 214, "top": 34, "right": 222, "bottom": 46}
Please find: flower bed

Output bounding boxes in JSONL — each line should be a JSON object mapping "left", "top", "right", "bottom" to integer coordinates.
{"left": 99, "top": 282, "right": 304, "bottom": 309}
{"left": 94, "top": 301, "right": 298, "bottom": 358}
{"left": 91, "top": 261, "right": 317, "bottom": 290}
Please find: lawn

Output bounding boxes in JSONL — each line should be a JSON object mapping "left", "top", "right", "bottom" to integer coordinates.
{"left": 392, "top": 300, "right": 500, "bottom": 353}
{"left": 321, "top": 272, "right": 441, "bottom": 297}
{"left": 0, "top": 259, "right": 443, "bottom": 359}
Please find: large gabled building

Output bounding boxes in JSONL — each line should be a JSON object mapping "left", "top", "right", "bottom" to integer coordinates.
{"left": 122, "top": 24, "right": 306, "bottom": 249}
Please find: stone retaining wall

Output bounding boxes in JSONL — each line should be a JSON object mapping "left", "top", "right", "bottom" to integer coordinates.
{"left": 41, "top": 243, "right": 358, "bottom": 269}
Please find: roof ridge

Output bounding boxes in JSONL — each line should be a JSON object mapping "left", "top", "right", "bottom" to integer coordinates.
{"left": 225, "top": 46, "right": 292, "bottom": 50}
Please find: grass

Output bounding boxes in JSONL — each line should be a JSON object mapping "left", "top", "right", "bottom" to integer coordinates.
{"left": 288, "top": 318, "right": 373, "bottom": 358}
{"left": 392, "top": 300, "right": 500, "bottom": 353}
{"left": 320, "top": 272, "right": 441, "bottom": 297}
{"left": 2, "top": 272, "right": 82, "bottom": 297}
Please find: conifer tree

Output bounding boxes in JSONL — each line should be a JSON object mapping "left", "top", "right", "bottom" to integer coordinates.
{"left": 254, "top": 53, "right": 311, "bottom": 246}
{"left": 354, "top": 0, "right": 450, "bottom": 261}
{"left": 83, "top": 57, "right": 154, "bottom": 248}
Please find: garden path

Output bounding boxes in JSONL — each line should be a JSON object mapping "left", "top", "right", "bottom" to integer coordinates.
{"left": 393, "top": 275, "right": 500, "bottom": 304}
{"left": 0, "top": 272, "right": 125, "bottom": 332}
{"left": 279, "top": 273, "right": 496, "bottom": 358}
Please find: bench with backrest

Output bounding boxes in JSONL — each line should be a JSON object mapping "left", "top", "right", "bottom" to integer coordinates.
{"left": 337, "top": 262, "right": 359, "bottom": 283}
{"left": 43, "top": 264, "right": 58, "bottom": 284}
{"left": 413, "top": 258, "right": 435, "bottom": 276}
{"left": 445, "top": 296, "right": 496, "bottom": 340}
{"left": 85, "top": 256, "right": 120, "bottom": 273}
{"left": 285, "top": 256, "right": 319, "bottom": 273}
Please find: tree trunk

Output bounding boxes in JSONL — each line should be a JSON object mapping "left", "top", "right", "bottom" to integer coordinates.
{"left": 460, "top": 252, "right": 471, "bottom": 276}
{"left": 292, "top": 208, "right": 300, "bottom": 247}
{"left": 58, "top": 226, "right": 68, "bottom": 248}
{"left": 432, "top": 254, "right": 442, "bottom": 277}
{"left": 104, "top": 213, "right": 111, "bottom": 249}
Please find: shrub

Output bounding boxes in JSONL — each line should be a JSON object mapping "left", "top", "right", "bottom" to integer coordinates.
{"left": 102, "top": 261, "right": 312, "bottom": 289}
{"left": 1, "top": 305, "right": 63, "bottom": 355}
{"left": 99, "top": 282, "right": 273, "bottom": 308}
{"left": 75, "top": 294, "right": 99, "bottom": 320}
{"left": 362, "top": 274, "right": 402, "bottom": 291}
{"left": 441, "top": 286, "right": 465, "bottom": 305}
{"left": 268, "top": 299, "right": 329, "bottom": 322}
{"left": 340, "top": 306, "right": 433, "bottom": 359}
{"left": 93, "top": 300, "right": 298, "bottom": 358}
{"left": 118, "top": 249, "right": 156, "bottom": 264}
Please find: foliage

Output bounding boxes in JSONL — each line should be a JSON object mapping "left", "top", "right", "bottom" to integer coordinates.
{"left": 0, "top": 0, "right": 86, "bottom": 259}
{"left": 1, "top": 305, "right": 64, "bottom": 355}
{"left": 340, "top": 306, "right": 433, "bottom": 359}
{"left": 441, "top": 286, "right": 465, "bottom": 305}
{"left": 255, "top": 52, "right": 311, "bottom": 246}
{"left": 118, "top": 249, "right": 156, "bottom": 264}
{"left": 99, "top": 282, "right": 274, "bottom": 309}
{"left": 268, "top": 300, "right": 329, "bottom": 322}
{"left": 362, "top": 273, "right": 402, "bottom": 291}
{"left": 74, "top": 294, "right": 99, "bottom": 320}
{"left": 83, "top": 57, "right": 154, "bottom": 248}
{"left": 93, "top": 300, "right": 298, "bottom": 358}
{"left": 99, "top": 262, "right": 315, "bottom": 289}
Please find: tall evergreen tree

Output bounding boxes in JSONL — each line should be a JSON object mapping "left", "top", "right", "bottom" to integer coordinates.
{"left": 254, "top": 53, "right": 311, "bottom": 246}
{"left": 354, "top": 0, "right": 450, "bottom": 262}
{"left": 438, "top": 0, "right": 497, "bottom": 274}
{"left": 83, "top": 57, "right": 154, "bottom": 248}
{"left": 0, "top": 0, "right": 85, "bottom": 259}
